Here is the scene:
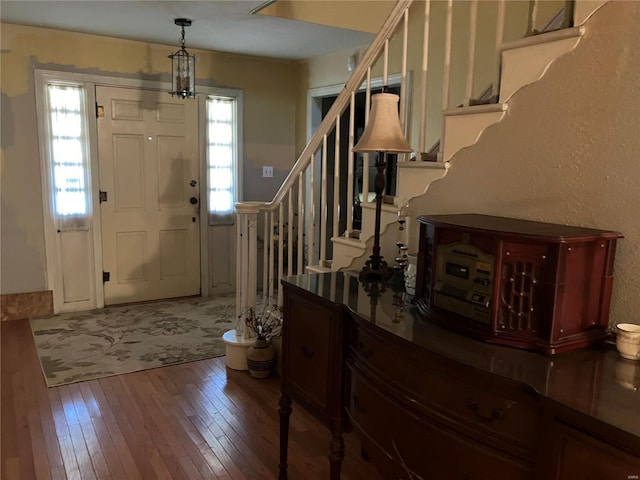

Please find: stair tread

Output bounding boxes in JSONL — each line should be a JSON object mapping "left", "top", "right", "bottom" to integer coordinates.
{"left": 443, "top": 103, "right": 507, "bottom": 116}
{"left": 502, "top": 25, "right": 584, "bottom": 51}
{"left": 306, "top": 264, "right": 332, "bottom": 273}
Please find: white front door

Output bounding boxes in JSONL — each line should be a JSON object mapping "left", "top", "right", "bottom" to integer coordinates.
{"left": 97, "top": 86, "right": 200, "bottom": 305}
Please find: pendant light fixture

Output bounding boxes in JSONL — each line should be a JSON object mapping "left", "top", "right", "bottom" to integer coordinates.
{"left": 168, "top": 18, "right": 196, "bottom": 99}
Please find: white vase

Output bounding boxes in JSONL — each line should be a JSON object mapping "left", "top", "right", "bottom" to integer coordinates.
{"left": 404, "top": 254, "right": 418, "bottom": 296}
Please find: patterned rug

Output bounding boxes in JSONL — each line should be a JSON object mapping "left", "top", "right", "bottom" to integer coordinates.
{"left": 29, "top": 295, "right": 237, "bottom": 387}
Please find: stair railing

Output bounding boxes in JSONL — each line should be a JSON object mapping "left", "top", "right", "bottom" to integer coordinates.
{"left": 235, "top": 0, "right": 414, "bottom": 328}
{"left": 234, "top": 0, "right": 575, "bottom": 333}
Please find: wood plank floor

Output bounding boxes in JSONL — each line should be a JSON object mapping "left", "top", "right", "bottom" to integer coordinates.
{"left": 1, "top": 318, "right": 383, "bottom": 480}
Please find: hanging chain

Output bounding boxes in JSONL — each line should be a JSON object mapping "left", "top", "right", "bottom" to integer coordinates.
{"left": 180, "top": 25, "right": 186, "bottom": 50}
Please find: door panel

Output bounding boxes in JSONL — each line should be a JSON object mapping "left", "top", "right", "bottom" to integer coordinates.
{"left": 97, "top": 86, "right": 200, "bottom": 305}
{"left": 113, "top": 134, "right": 145, "bottom": 210}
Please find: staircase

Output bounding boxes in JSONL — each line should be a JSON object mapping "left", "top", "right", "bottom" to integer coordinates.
{"left": 232, "top": 0, "right": 609, "bottom": 333}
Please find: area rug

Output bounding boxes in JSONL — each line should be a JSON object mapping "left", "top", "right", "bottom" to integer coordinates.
{"left": 30, "top": 295, "right": 237, "bottom": 387}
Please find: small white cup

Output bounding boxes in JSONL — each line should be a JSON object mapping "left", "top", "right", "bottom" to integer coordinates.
{"left": 615, "top": 323, "right": 640, "bottom": 361}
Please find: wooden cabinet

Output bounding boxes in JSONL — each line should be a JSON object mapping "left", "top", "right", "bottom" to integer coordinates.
{"left": 279, "top": 273, "right": 640, "bottom": 480}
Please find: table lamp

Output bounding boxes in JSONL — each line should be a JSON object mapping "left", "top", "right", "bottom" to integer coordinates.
{"left": 353, "top": 92, "right": 412, "bottom": 281}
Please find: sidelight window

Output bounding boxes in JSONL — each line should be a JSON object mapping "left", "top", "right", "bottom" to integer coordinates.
{"left": 207, "top": 96, "right": 238, "bottom": 225}
{"left": 45, "top": 84, "right": 91, "bottom": 231}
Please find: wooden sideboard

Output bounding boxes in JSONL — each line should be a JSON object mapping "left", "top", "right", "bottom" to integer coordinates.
{"left": 278, "top": 272, "right": 640, "bottom": 480}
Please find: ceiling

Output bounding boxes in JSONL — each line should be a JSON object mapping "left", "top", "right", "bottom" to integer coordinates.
{"left": 0, "top": 1, "right": 375, "bottom": 61}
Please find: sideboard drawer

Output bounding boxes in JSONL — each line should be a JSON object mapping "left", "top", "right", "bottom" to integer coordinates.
{"left": 350, "top": 322, "right": 539, "bottom": 455}
{"left": 348, "top": 367, "right": 534, "bottom": 480}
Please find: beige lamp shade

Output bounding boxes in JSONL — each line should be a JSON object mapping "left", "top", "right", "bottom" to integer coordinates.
{"left": 353, "top": 93, "right": 412, "bottom": 153}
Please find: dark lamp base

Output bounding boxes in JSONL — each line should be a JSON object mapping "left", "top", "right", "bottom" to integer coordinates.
{"left": 359, "top": 263, "right": 394, "bottom": 281}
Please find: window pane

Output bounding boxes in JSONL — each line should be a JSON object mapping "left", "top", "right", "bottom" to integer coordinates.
{"left": 209, "top": 190, "right": 232, "bottom": 213}
{"left": 207, "top": 96, "right": 236, "bottom": 225}
{"left": 209, "top": 167, "right": 232, "bottom": 190}
{"left": 48, "top": 84, "right": 89, "bottom": 222}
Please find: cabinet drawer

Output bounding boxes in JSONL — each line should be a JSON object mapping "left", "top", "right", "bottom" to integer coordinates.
{"left": 350, "top": 324, "right": 539, "bottom": 454}
{"left": 550, "top": 422, "right": 640, "bottom": 480}
{"left": 284, "top": 293, "right": 334, "bottom": 410}
{"left": 348, "top": 368, "right": 534, "bottom": 480}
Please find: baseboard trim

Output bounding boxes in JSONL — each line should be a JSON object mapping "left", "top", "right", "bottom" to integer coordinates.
{"left": 1, "top": 291, "right": 53, "bottom": 321}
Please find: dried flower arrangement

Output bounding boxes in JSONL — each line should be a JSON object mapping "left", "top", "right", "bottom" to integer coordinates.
{"left": 242, "top": 304, "right": 283, "bottom": 341}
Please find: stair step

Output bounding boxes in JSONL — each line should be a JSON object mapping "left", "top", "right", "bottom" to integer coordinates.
{"left": 502, "top": 26, "right": 584, "bottom": 52}
{"left": 500, "top": 26, "right": 584, "bottom": 103}
{"left": 443, "top": 103, "right": 507, "bottom": 117}
{"left": 306, "top": 264, "right": 332, "bottom": 274}
{"left": 420, "top": 152, "right": 439, "bottom": 162}
{"left": 330, "top": 236, "right": 367, "bottom": 272}
{"left": 441, "top": 103, "right": 509, "bottom": 162}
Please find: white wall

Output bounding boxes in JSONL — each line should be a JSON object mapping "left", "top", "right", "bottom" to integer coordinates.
{"left": 407, "top": 1, "right": 640, "bottom": 327}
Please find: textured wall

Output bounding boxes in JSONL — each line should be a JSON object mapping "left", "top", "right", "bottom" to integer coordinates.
{"left": 0, "top": 23, "right": 301, "bottom": 294}
{"left": 409, "top": 1, "right": 640, "bottom": 327}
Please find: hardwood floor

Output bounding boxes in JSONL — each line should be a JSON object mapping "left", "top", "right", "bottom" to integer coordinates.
{"left": 1, "top": 319, "right": 382, "bottom": 480}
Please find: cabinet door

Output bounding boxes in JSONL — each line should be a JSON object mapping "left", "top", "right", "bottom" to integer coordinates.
{"left": 550, "top": 422, "right": 640, "bottom": 480}
{"left": 282, "top": 290, "right": 340, "bottom": 415}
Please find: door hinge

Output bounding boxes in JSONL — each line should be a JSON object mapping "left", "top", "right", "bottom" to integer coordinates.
{"left": 99, "top": 190, "right": 108, "bottom": 203}
{"left": 103, "top": 271, "right": 110, "bottom": 283}
{"left": 96, "top": 103, "right": 104, "bottom": 118}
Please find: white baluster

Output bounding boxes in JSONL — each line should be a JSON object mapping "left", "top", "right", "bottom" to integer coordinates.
{"left": 333, "top": 114, "right": 340, "bottom": 242}
{"left": 528, "top": 0, "right": 539, "bottom": 36}
{"left": 362, "top": 68, "right": 372, "bottom": 204}
{"left": 288, "top": 189, "right": 293, "bottom": 274}
{"left": 492, "top": 0, "right": 506, "bottom": 100}
{"left": 268, "top": 210, "right": 275, "bottom": 307}
{"left": 262, "top": 210, "right": 268, "bottom": 303}
{"left": 308, "top": 154, "right": 315, "bottom": 267}
{"left": 320, "top": 134, "right": 328, "bottom": 266}
{"left": 235, "top": 209, "right": 243, "bottom": 335}
{"left": 418, "top": 0, "right": 431, "bottom": 154}
{"left": 278, "top": 202, "right": 284, "bottom": 305}
{"left": 383, "top": 39, "right": 389, "bottom": 86}
{"left": 442, "top": 0, "right": 453, "bottom": 111}
{"left": 439, "top": 0, "right": 454, "bottom": 160}
{"left": 247, "top": 211, "right": 257, "bottom": 316}
{"left": 465, "top": 0, "right": 478, "bottom": 106}
{"left": 400, "top": 7, "right": 409, "bottom": 137}
{"left": 346, "top": 92, "right": 355, "bottom": 237}
{"left": 297, "top": 172, "right": 304, "bottom": 274}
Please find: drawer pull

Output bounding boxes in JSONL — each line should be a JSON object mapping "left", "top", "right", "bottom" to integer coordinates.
{"left": 465, "top": 397, "right": 504, "bottom": 423}
{"left": 352, "top": 395, "right": 367, "bottom": 414}
{"left": 357, "top": 342, "right": 373, "bottom": 358}
{"left": 300, "top": 345, "right": 315, "bottom": 359}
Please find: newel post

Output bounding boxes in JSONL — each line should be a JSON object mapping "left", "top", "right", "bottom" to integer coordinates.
{"left": 222, "top": 201, "right": 265, "bottom": 370}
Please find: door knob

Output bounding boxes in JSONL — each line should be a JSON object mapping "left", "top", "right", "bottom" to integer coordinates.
{"left": 189, "top": 197, "right": 198, "bottom": 205}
